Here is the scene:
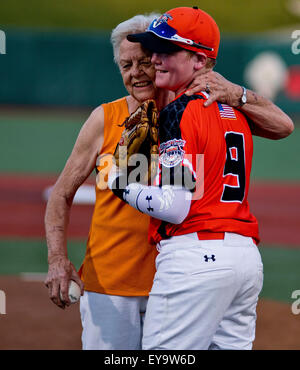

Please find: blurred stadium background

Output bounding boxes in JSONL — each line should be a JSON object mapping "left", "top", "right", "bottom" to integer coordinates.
{"left": 0, "top": 0, "right": 299, "bottom": 349}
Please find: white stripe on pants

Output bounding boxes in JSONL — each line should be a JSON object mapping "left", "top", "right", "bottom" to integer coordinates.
{"left": 142, "top": 232, "right": 263, "bottom": 350}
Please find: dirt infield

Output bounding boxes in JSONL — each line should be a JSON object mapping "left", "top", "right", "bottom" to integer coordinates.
{"left": 248, "top": 182, "right": 300, "bottom": 246}
{"left": 0, "top": 276, "right": 82, "bottom": 350}
{"left": 0, "top": 276, "right": 299, "bottom": 350}
{"left": 0, "top": 174, "right": 95, "bottom": 239}
{"left": 0, "top": 174, "right": 300, "bottom": 349}
{"left": 1, "top": 174, "right": 300, "bottom": 244}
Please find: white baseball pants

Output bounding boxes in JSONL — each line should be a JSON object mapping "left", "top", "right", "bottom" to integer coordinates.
{"left": 80, "top": 292, "right": 148, "bottom": 350}
{"left": 142, "top": 232, "right": 263, "bottom": 350}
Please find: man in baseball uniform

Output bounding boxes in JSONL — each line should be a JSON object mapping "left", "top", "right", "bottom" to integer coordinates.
{"left": 109, "top": 6, "right": 294, "bottom": 349}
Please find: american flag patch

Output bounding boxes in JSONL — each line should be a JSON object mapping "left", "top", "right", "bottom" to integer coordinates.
{"left": 217, "top": 102, "right": 236, "bottom": 119}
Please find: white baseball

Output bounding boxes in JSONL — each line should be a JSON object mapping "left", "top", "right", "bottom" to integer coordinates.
{"left": 60, "top": 280, "right": 81, "bottom": 304}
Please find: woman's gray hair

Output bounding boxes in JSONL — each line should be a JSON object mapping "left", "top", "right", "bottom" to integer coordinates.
{"left": 111, "top": 13, "right": 161, "bottom": 66}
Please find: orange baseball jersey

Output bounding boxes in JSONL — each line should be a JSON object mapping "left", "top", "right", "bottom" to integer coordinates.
{"left": 80, "top": 97, "right": 157, "bottom": 296}
{"left": 149, "top": 92, "right": 260, "bottom": 244}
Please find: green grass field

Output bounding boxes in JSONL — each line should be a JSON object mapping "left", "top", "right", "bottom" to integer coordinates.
{"left": 0, "top": 239, "right": 85, "bottom": 275}
{"left": 0, "top": 112, "right": 85, "bottom": 173}
{"left": 0, "top": 238, "right": 299, "bottom": 303}
{"left": 260, "top": 246, "right": 300, "bottom": 302}
{"left": 0, "top": 0, "right": 298, "bottom": 33}
{"left": 252, "top": 125, "right": 300, "bottom": 180}
{"left": 0, "top": 113, "right": 299, "bottom": 179}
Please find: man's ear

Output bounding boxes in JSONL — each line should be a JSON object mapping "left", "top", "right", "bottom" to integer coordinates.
{"left": 193, "top": 52, "right": 207, "bottom": 70}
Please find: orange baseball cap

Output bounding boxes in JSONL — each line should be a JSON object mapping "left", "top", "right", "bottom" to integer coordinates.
{"left": 127, "top": 6, "right": 220, "bottom": 59}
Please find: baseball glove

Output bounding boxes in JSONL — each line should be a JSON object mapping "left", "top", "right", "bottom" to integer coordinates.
{"left": 114, "top": 99, "right": 159, "bottom": 185}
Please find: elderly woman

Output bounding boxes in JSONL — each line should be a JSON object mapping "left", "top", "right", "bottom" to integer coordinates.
{"left": 44, "top": 13, "right": 293, "bottom": 350}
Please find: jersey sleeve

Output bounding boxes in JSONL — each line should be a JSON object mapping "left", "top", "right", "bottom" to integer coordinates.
{"left": 158, "top": 94, "right": 204, "bottom": 192}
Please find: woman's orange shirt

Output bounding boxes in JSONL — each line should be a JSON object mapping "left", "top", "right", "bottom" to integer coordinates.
{"left": 80, "top": 97, "right": 157, "bottom": 296}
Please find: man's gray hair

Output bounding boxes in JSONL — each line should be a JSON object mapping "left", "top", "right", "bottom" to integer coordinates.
{"left": 111, "top": 13, "right": 160, "bottom": 66}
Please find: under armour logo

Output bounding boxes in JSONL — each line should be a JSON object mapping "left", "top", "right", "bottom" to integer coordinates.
{"left": 146, "top": 195, "right": 154, "bottom": 212}
{"left": 204, "top": 254, "right": 216, "bottom": 262}
{"left": 123, "top": 189, "right": 130, "bottom": 203}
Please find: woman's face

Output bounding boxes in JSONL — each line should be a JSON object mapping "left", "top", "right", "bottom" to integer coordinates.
{"left": 119, "top": 39, "right": 157, "bottom": 102}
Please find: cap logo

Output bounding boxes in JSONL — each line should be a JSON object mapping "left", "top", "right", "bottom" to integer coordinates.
{"left": 153, "top": 13, "right": 173, "bottom": 28}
